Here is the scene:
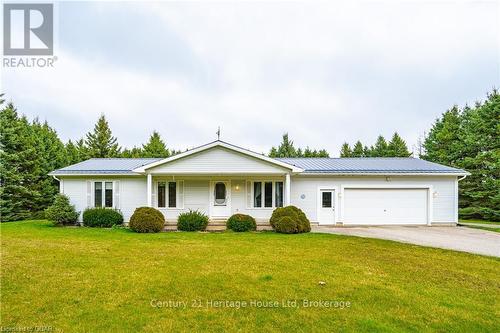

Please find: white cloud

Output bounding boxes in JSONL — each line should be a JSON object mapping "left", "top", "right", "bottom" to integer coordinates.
{"left": 2, "top": 0, "right": 498, "bottom": 156}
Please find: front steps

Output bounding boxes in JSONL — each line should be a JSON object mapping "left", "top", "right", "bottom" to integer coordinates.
{"left": 163, "top": 219, "right": 273, "bottom": 232}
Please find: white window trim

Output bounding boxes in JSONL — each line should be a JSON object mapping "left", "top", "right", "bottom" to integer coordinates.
{"left": 93, "top": 180, "right": 115, "bottom": 208}
{"left": 156, "top": 180, "right": 184, "bottom": 210}
{"left": 248, "top": 180, "right": 284, "bottom": 209}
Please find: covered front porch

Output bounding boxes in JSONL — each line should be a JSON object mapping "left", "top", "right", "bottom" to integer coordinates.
{"left": 143, "top": 174, "right": 291, "bottom": 230}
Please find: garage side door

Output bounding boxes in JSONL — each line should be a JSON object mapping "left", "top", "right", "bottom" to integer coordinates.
{"left": 343, "top": 188, "right": 428, "bottom": 225}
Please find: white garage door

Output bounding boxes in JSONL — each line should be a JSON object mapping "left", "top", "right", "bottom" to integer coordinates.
{"left": 343, "top": 188, "right": 428, "bottom": 225}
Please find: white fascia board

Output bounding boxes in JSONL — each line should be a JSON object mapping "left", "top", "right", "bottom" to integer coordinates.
{"left": 133, "top": 141, "right": 303, "bottom": 173}
{"left": 296, "top": 172, "right": 470, "bottom": 177}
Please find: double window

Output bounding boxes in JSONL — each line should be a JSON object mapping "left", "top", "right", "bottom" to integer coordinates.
{"left": 157, "top": 181, "right": 177, "bottom": 208}
{"left": 94, "top": 181, "right": 113, "bottom": 208}
{"left": 252, "top": 181, "right": 284, "bottom": 208}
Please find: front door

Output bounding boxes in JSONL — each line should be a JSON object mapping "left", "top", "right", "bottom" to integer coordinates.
{"left": 318, "top": 189, "right": 335, "bottom": 225}
{"left": 210, "top": 181, "right": 231, "bottom": 218}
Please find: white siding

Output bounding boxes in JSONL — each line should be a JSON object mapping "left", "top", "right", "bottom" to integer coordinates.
{"left": 147, "top": 147, "right": 288, "bottom": 174}
{"left": 61, "top": 176, "right": 146, "bottom": 222}
{"left": 61, "top": 175, "right": 458, "bottom": 225}
{"left": 290, "top": 176, "right": 457, "bottom": 224}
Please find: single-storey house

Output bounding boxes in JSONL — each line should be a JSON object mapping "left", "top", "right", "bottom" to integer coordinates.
{"left": 49, "top": 140, "right": 469, "bottom": 227}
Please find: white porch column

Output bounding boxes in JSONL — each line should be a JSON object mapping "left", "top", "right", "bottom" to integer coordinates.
{"left": 285, "top": 173, "right": 291, "bottom": 206}
{"left": 147, "top": 173, "right": 153, "bottom": 207}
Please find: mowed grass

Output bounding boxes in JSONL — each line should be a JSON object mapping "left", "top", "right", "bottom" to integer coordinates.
{"left": 1, "top": 221, "right": 499, "bottom": 332}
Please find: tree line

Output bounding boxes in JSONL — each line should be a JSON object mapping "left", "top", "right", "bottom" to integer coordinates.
{"left": 339, "top": 132, "right": 411, "bottom": 157}
{"left": 1, "top": 89, "right": 498, "bottom": 221}
{"left": 421, "top": 90, "right": 499, "bottom": 221}
{"left": 0, "top": 98, "right": 177, "bottom": 221}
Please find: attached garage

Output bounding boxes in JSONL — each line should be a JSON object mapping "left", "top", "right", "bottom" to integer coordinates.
{"left": 342, "top": 187, "right": 430, "bottom": 225}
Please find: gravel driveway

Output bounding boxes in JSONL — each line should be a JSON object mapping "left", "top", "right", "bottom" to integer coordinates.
{"left": 312, "top": 225, "right": 500, "bottom": 257}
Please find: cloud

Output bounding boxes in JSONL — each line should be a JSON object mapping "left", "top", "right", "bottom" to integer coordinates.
{"left": 2, "top": 1, "right": 498, "bottom": 155}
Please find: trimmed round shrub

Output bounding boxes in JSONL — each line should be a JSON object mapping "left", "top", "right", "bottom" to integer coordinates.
{"left": 270, "top": 206, "right": 311, "bottom": 234}
{"left": 226, "top": 214, "right": 256, "bottom": 232}
{"left": 82, "top": 207, "right": 124, "bottom": 228}
{"left": 274, "top": 216, "right": 299, "bottom": 234}
{"left": 129, "top": 207, "right": 165, "bottom": 233}
{"left": 177, "top": 210, "right": 209, "bottom": 231}
{"left": 45, "top": 194, "right": 80, "bottom": 226}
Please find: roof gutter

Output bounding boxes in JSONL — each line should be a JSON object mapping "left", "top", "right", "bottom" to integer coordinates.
{"left": 297, "top": 172, "right": 470, "bottom": 176}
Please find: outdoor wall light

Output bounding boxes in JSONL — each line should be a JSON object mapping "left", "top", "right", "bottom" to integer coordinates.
{"left": 234, "top": 184, "right": 240, "bottom": 191}
{"left": 385, "top": 177, "right": 391, "bottom": 182}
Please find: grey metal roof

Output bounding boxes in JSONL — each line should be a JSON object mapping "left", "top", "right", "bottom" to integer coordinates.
{"left": 49, "top": 158, "right": 162, "bottom": 175}
{"left": 276, "top": 157, "right": 467, "bottom": 174}
{"left": 50, "top": 155, "right": 467, "bottom": 176}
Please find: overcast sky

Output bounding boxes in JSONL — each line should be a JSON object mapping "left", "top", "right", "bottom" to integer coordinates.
{"left": 2, "top": 0, "right": 499, "bottom": 156}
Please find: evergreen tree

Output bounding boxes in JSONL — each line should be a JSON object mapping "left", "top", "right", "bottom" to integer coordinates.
{"left": 340, "top": 143, "right": 352, "bottom": 157}
{"left": 371, "top": 135, "right": 388, "bottom": 157}
{"left": 269, "top": 133, "right": 297, "bottom": 157}
{"left": 458, "top": 91, "right": 500, "bottom": 220}
{"left": 30, "top": 119, "right": 66, "bottom": 211}
{"left": 141, "top": 131, "right": 170, "bottom": 158}
{"left": 422, "top": 89, "right": 499, "bottom": 221}
{"left": 351, "top": 141, "right": 365, "bottom": 157}
{"left": 85, "top": 115, "right": 121, "bottom": 158}
{"left": 121, "top": 147, "right": 143, "bottom": 158}
{"left": 269, "top": 133, "right": 329, "bottom": 157}
{"left": 75, "top": 139, "right": 89, "bottom": 161}
{"left": 0, "top": 102, "right": 39, "bottom": 221}
{"left": 422, "top": 106, "right": 462, "bottom": 165}
{"left": 387, "top": 132, "right": 411, "bottom": 157}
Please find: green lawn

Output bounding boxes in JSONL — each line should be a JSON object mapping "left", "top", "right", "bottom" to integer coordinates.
{"left": 459, "top": 219, "right": 500, "bottom": 233}
{"left": 1, "top": 221, "right": 499, "bottom": 332}
{"left": 459, "top": 219, "right": 500, "bottom": 225}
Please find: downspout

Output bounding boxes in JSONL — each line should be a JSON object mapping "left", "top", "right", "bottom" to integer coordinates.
{"left": 455, "top": 174, "right": 467, "bottom": 224}
{"left": 52, "top": 175, "right": 62, "bottom": 193}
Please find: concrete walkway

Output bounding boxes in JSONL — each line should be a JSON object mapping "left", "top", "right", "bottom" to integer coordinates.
{"left": 312, "top": 226, "right": 500, "bottom": 257}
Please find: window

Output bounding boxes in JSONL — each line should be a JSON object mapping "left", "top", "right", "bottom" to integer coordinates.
{"left": 94, "top": 181, "right": 113, "bottom": 208}
{"left": 168, "top": 182, "right": 177, "bottom": 208}
{"left": 275, "top": 182, "right": 283, "bottom": 207}
{"left": 158, "top": 181, "right": 177, "bottom": 208}
{"left": 252, "top": 181, "right": 284, "bottom": 208}
{"left": 322, "top": 192, "right": 332, "bottom": 208}
{"left": 264, "top": 182, "right": 273, "bottom": 207}
{"left": 158, "top": 182, "right": 166, "bottom": 208}
{"left": 253, "top": 182, "right": 262, "bottom": 207}
{"left": 105, "top": 182, "right": 113, "bottom": 207}
{"left": 94, "top": 182, "right": 102, "bottom": 207}
{"left": 214, "top": 182, "right": 226, "bottom": 205}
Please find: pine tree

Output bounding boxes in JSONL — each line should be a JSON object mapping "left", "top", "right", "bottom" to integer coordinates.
{"left": 0, "top": 102, "right": 39, "bottom": 221}
{"left": 458, "top": 91, "right": 500, "bottom": 220}
{"left": 422, "top": 106, "right": 462, "bottom": 165}
{"left": 269, "top": 133, "right": 297, "bottom": 157}
{"left": 387, "top": 132, "right": 411, "bottom": 157}
{"left": 30, "top": 119, "right": 66, "bottom": 212}
{"left": 269, "top": 133, "right": 329, "bottom": 157}
{"left": 340, "top": 143, "right": 352, "bottom": 157}
{"left": 141, "top": 131, "right": 169, "bottom": 158}
{"left": 85, "top": 115, "right": 121, "bottom": 158}
{"left": 351, "top": 141, "right": 365, "bottom": 157}
{"left": 371, "top": 135, "right": 388, "bottom": 157}
{"left": 121, "top": 147, "right": 142, "bottom": 158}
